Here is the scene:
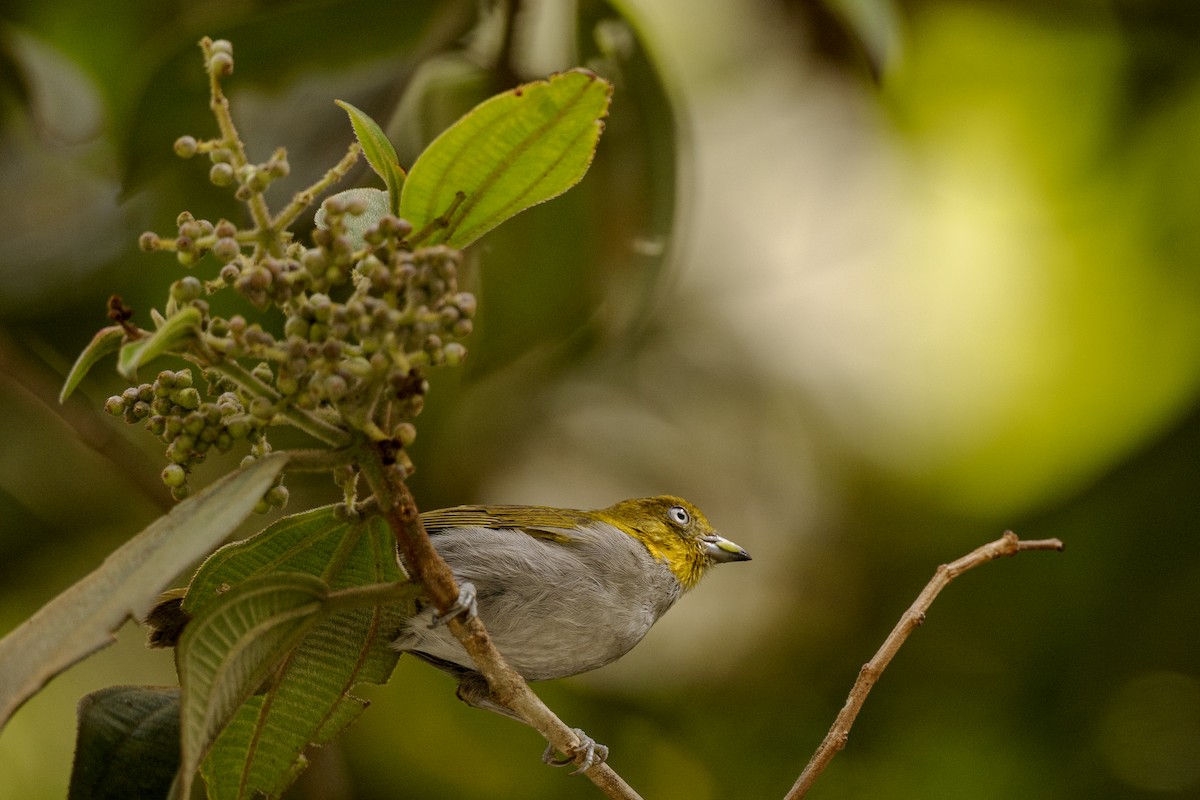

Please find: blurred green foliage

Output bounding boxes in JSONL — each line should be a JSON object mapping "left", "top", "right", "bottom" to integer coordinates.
{"left": 1, "top": 0, "right": 1198, "bottom": 799}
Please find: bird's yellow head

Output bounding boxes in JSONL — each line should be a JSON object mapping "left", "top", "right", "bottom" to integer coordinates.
{"left": 592, "top": 496, "right": 750, "bottom": 589}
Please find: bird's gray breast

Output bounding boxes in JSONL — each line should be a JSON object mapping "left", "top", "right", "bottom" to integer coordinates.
{"left": 393, "top": 522, "right": 683, "bottom": 681}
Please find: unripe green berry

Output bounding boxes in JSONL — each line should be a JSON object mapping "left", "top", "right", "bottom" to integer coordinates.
{"left": 252, "top": 499, "right": 271, "bottom": 515}
{"left": 265, "top": 485, "right": 289, "bottom": 508}
{"left": 309, "top": 294, "right": 332, "bottom": 322}
{"left": 455, "top": 293, "right": 477, "bottom": 317}
{"left": 208, "top": 50, "right": 233, "bottom": 77}
{"left": 162, "top": 463, "right": 187, "bottom": 488}
{"left": 324, "top": 374, "right": 348, "bottom": 400}
{"left": 179, "top": 220, "right": 202, "bottom": 240}
{"left": 219, "top": 264, "right": 240, "bottom": 284}
{"left": 210, "top": 162, "right": 235, "bottom": 186}
{"left": 139, "top": 232, "right": 161, "bottom": 252}
{"left": 174, "top": 136, "right": 198, "bottom": 158}
{"left": 276, "top": 373, "right": 299, "bottom": 395}
{"left": 251, "top": 362, "right": 274, "bottom": 383}
{"left": 171, "top": 276, "right": 203, "bottom": 303}
{"left": 226, "top": 416, "right": 251, "bottom": 439}
{"left": 394, "top": 422, "right": 417, "bottom": 447}
{"left": 249, "top": 397, "right": 274, "bottom": 421}
{"left": 166, "top": 439, "right": 191, "bottom": 464}
{"left": 183, "top": 412, "right": 206, "bottom": 437}
{"left": 175, "top": 369, "right": 193, "bottom": 389}
{"left": 147, "top": 415, "right": 166, "bottom": 437}
{"left": 175, "top": 387, "right": 201, "bottom": 410}
{"left": 104, "top": 396, "right": 125, "bottom": 416}
{"left": 171, "top": 484, "right": 192, "bottom": 501}
{"left": 284, "top": 316, "right": 309, "bottom": 339}
{"left": 212, "top": 237, "right": 240, "bottom": 263}
{"left": 444, "top": 342, "right": 467, "bottom": 366}
{"left": 301, "top": 248, "right": 327, "bottom": 273}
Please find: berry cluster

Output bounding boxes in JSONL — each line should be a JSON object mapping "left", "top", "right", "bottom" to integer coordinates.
{"left": 103, "top": 368, "right": 285, "bottom": 508}
{"left": 105, "top": 38, "right": 476, "bottom": 505}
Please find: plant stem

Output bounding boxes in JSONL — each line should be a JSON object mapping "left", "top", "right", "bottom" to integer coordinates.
{"left": 197, "top": 356, "right": 354, "bottom": 448}
{"left": 273, "top": 143, "right": 363, "bottom": 231}
{"left": 200, "top": 37, "right": 275, "bottom": 241}
{"left": 785, "top": 532, "right": 1065, "bottom": 799}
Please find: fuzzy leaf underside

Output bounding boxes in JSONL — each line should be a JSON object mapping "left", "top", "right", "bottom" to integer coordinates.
{"left": 175, "top": 572, "right": 328, "bottom": 800}
{"left": 0, "top": 454, "right": 287, "bottom": 729}
{"left": 399, "top": 68, "right": 612, "bottom": 248}
{"left": 182, "top": 507, "right": 414, "bottom": 800}
{"left": 313, "top": 187, "right": 391, "bottom": 250}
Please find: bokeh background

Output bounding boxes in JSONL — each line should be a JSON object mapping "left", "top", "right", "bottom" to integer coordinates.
{"left": 2, "top": 0, "right": 1199, "bottom": 798}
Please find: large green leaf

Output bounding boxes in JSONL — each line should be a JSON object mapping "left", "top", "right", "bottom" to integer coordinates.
{"left": 399, "top": 68, "right": 612, "bottom": 248}
{"left": 175, "top": 572, "right": 328, "bottom": 800}
{"left": 69, "top": 686, "right": 181, "bottom": 800}
{"left": 181, "top": 507, "right": 415, "bottom": 800}
{"left": 0, "top": 453, "right": 288, "bottom": 729}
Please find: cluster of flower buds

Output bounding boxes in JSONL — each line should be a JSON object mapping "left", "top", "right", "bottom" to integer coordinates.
{"left": 108, "top": 36, "right": 477, "bottom": 504}
{"left": 103, "top": 368, "right": 284, "bottom": 506}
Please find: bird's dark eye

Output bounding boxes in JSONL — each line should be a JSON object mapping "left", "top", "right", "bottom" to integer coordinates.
{"left": 668, "top": 505, "right": 691, "bottom": 526}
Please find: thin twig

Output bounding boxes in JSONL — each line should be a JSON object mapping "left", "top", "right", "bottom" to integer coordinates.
{"left": 785, "top": 531, "right": 1065, "bottom": 799}
{"left": 358, "top": 445, "right": 643, "bottom": 800}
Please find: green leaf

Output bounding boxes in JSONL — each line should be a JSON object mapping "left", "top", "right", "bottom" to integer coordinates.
{"left": 399, "top": 68, "right": 613, "bottom": 249}
{"left": 60, "top": 325, "right": 125, "bottom": 403}
{"left": 175, "top": 572, "right": 328, "bottom": 800}
{"left": 0, "top": 452, "right": 288, "bottom": 729}
{"left": 69, "top": 685, "right": 181, "bottom": 800}
{"left": 182, "top": 507, "right": 416, "bottom": 800}
{"left": 116, "top": 306, "right": 203, "bottom": 380}
{"left": 336, "top": 99, "right": 406, "bottom": 215}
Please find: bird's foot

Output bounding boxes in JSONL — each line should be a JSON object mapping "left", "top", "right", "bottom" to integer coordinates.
{"left": 542, "top": 728, "right": 609, "bottom": 774}
{"left": 428, "top": 581, "right": 478, "bottom": 628}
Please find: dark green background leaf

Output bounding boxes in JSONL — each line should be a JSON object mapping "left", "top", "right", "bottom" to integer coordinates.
{"left": 69, "top": 686, "right": 180, "bottom": 800}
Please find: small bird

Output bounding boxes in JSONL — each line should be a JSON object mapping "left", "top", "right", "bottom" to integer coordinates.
{"left": 394, "top": 495, "right": 750, "bottom": 769}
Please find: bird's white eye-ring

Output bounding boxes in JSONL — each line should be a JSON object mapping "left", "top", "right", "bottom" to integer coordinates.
{"left": 668, "top": 505, "right": 691, "bottom": 526}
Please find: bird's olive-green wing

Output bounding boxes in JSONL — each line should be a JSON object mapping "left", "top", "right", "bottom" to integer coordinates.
{"left": 419, "top": 505, "right": 593, "bottom": 543}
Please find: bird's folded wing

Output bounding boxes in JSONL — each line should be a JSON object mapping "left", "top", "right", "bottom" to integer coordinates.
{"left": 419, "top": 505, "right": 592, "bottom": 544}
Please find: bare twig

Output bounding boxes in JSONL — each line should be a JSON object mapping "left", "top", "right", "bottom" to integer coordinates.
{"left": 358, "top": 446, "right": 643, "bottom": 800}
{"left": 785, "top": 531, "right": 1064, "bottom": 799}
